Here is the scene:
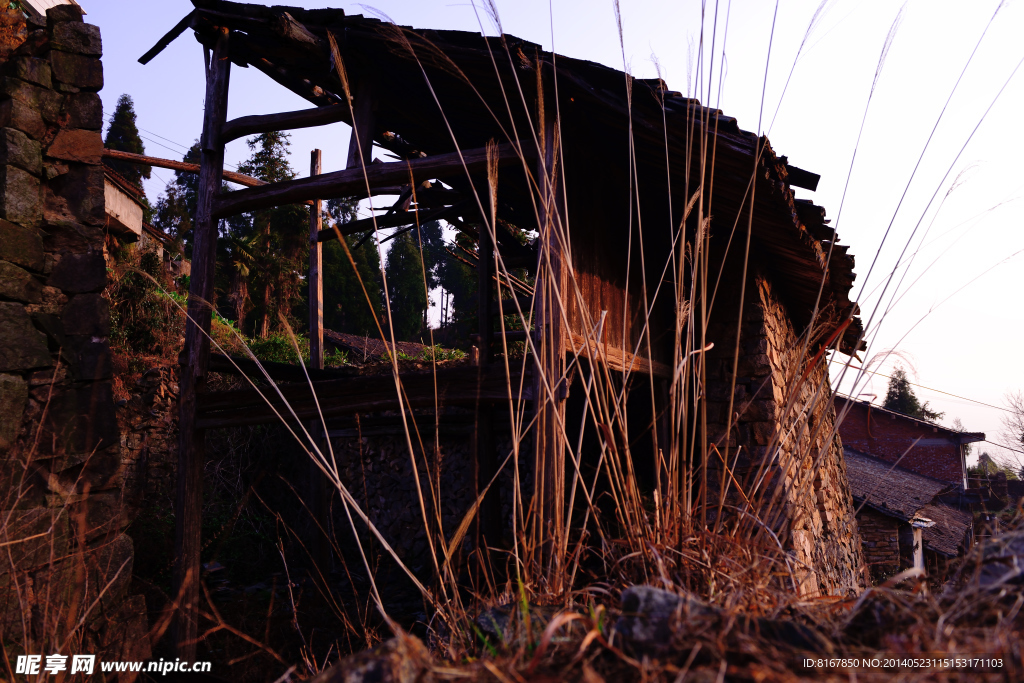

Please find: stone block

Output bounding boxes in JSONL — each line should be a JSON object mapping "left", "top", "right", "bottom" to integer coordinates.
{"left": 0, "top": 218, "right": 43, "bottom": 271}
{"left": 1, "top": 76, "right": 63, "bottom": 124}
{"left": 62, "top": 293, "right": 110, "bottom": 335}
{"left": 0, "top": 301, "right": 51, "bottom": 371}
{"left": 49, "top": 51, "right": 102, "bottom": 91}
{"left": 32, "top": 311, "right": 66, "bottom": 351}
{"left": 0, "top": 259, "right": 43, "bottom": 302}
{"left": 45, "top": 128, "right": 102, "bottom": 164}
{"left": 0, "top": 98, "right": 45, "bottom": 139}
{"left": 0, "top": 164, "right": 41, "bottom": 225}
{"left": 68, "top": 335, "right": 112, "bottom": 381}
{"left": 0, "top": 373, "right": 27, "bottom": 449}
{"left": 9, "top": 56, "right": 51, "bottom": 88}
{"left": 51, "top": 21, "right": 101, "bottom": 56}
{"left": 37, "top": 381, "right": 118, "bottom": 454}
{"left": 45, "top": 163, "right": 104, "bottom": 225}
{"left": 0, "top": 127, "right": 42, "bottom": 175}
{"left": 48, "top": 251, "right": 106, "bottom": 293}
{"left": 47, "top": 5, "right": 85, "bottom": 25}
{"left": 66, "top": 92, "right": 102, "bottom": 130}
{"left": 41, "top": 218, "right": 103, "bottom": 253}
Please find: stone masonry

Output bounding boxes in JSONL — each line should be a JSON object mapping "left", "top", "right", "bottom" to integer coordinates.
{"left": 704, "top": 271, "right": 867, "bottom": 597}
{"left": 0, "top": 5, "right": 149, "bottom": 667}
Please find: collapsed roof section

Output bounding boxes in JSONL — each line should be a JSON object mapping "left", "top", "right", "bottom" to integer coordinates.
{"left": 150, "top": 0, "right": 862, "bottom": 352}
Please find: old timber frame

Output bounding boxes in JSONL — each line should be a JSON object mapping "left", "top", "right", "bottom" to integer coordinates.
{"left": 141, "top": 0, "right": 867, "bottom": 657}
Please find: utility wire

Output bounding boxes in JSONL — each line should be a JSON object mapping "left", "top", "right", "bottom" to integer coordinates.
{"left": 846, "top": 365, "right": 1014, "bottom": 414}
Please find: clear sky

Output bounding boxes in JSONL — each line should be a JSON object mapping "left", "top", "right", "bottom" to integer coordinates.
{"left": 87, "top": 0, "right": 1024, "bottom": 465}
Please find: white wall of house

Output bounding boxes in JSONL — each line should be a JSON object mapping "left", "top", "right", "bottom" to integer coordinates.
{"left": 104, "top": 180, "right": 143, "bottom": 240}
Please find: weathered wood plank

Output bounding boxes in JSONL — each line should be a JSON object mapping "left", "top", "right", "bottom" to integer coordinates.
{"left": 221, "top": 104, "right": 351, "bottom": 143}
{"left": 174, "top": 26, "right": 231, "bottom": 664}
{"left": 566, "top": 332, "right": 672, "bottom": 379}
{"left": 309, "top": 150, "right": 324, "bottom": 371}
{"left": 195, "top": 364, "right": 528, "bottom": 430}
{"left": 206, "top": 352, "right": 357, "bottom": 383}
{"left": 212, "top": 142, "right": 528, "bottom": 219}
{"left": 103, "top": 149, "right": 264, "bottom": 188}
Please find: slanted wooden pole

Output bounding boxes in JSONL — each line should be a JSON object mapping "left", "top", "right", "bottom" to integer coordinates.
{"left": 346, "top": 80, "right": 375, "bottom": 171}
{"left": 308, "top": 149, "right": 330, "bottom": 571}
{"left": 174, "top": 25, "right": 231, "bottom": 663}
{"left": 533, "top": 88, "right": 567, "bottom": 574}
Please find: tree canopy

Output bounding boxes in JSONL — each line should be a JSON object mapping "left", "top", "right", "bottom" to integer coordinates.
{"left": 882, "top": 366, "right": 944, "bottom": 423}
{"left": 104, "top": 94, "right": 151, "bottom": 186}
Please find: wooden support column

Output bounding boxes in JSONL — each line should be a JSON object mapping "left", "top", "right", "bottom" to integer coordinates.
{"left": 309, "top": 150, "right": 324, "bottom": 370}
{"left": 476, "top": 212, "right": 501, "bottom": 549}
{"left": 533, "top": 88, "right": 568, "bottom": 569}
{"left": 308, "top": 149, "right": 329, "bottom": 571}
{"left": 174, "top": 26, "right": 231, "bottom": 663}
{"left": 346, "top": 80, "right": 375, "bottom": 171}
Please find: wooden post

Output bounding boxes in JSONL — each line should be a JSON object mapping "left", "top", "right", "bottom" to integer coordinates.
{"left": 533, "top": 83, "right": 568, "bottom": 571}
{"left": 476, "top": 215, "right": 501, "bottom": 549}
{"left": 346, "top": 80, "right": 375, "bottom": 171}
{"left": 309, "top": 150, "right": 324, "bottom": 369}
{"left": 174, "top": 26, "right": 231, "bottom": 663}
{"left": 308, "top": 149, "right": 329, "bottom": 571}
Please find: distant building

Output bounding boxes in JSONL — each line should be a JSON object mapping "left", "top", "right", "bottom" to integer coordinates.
{"left": 837, "top": 396, "right": 984, "bottom": 487}
{"left": 845, "top": 447, "right": 973, "bottom": 581}
{"left": 20, "top": 0, "right": 83, "bottom": 19}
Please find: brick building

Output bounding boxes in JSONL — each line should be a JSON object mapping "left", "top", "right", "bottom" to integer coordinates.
{"left": 836, "top": 396, "right": 984, "bottom": 487}
{"left": 845, "top": 447, "right": 973, "bottom": 581}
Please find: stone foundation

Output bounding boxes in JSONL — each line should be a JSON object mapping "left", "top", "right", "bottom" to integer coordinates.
{"left": 0, "top": 5, "right": 150, "bottom": 667}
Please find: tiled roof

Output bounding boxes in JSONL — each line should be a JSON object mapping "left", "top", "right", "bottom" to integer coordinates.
{"left": 844, "top": 447, "right": 972, "bottom": 558}
{"left": 323, "top": 329, "right": 427, "bottom": 361}
{"left": 844, "top": 447, "right": 948, "bottom": 520}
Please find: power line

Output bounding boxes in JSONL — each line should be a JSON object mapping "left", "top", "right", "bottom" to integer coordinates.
{"left": 847, "top": 365, "right": 1014, "bottom": 414}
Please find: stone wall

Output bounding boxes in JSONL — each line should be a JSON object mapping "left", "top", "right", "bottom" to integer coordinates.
{"left": 856, "top": 507, "right": 900, "bottom": 580}
{"left": 0, "top": 5, "right": 149, "bottom": 664}
{"left": 704, "top": 271, "right": 867, "bottom": 596}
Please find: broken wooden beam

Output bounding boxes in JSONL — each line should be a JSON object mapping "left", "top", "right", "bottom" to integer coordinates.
{"left": 139, "top": 10, "right": 196, "bottom": 64}
{"left": 316, "top": 202, "right": 469, "bottom": 242}
{"left": 221, "top": 104, "right": 351, "bottom": 143}
{"left": 212, "top": 142, "right": 529, "bottom": 219}
{"left": 194, "top": 364, "right": 528, "bottom": 430}
{"left": 206, "top": 352, "right": 358, "bottom": 383}
{"left": 103, "top": 149, "right": 265, "bottom": 188}
{"left": 567, "top": 332, "right": 672, "bottom": 378}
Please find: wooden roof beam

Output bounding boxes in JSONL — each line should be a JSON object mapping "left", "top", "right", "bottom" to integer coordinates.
{"left": 212, "top": 142, "right": 530, "bottom": 219}
{"left": 221, "top": 104, "right": 351, "bottom": 143}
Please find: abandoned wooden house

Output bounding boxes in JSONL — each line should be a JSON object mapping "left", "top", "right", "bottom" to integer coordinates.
{"left": 129, "top": 0, "right": 874, "bottom": 653}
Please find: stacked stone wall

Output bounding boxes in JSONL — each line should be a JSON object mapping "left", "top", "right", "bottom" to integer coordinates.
{"left": 856, "top": 508, "right": 900, "bottom": 580}
{"left": 704, "top": 271, "right": 866, "bottom": 596}
{"left": 0, "top": 5, "right": 149, "bottom": 664}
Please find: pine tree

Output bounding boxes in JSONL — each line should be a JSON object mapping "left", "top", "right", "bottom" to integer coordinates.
{"left": 384, "top": 230, "right": 428, "bottom": 341}
{"left": 882, "top": 366, "right": 944, "bottom": 423}
{"left": 322, "top": 198, "right": 384, "bottom": 337}
{"left": 104, "top": 94, "right": 151, "bottom": 186}
{"left": 152, "top": 142, "right": 201, "bottom": 256}
{"left": 234, "top": 132, "right": 306, "bottom": 337}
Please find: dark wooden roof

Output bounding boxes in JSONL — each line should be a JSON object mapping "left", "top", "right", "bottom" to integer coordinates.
{"left": 164, "top": 0, "right": 862, "bottom": 351}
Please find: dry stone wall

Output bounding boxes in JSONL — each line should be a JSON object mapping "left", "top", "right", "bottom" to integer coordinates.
{"left": 0, "top": 5, "right": 149, "bottom": 664}
{"left": 704, "top": 271, "right": 867, "bottom": 596}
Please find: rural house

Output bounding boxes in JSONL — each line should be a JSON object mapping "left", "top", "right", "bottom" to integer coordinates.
{"left": 837, "top": 395, "right": 984, "bottom": 487}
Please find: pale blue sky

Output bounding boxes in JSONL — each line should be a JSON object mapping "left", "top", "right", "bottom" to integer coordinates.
{"left": 87, "top": 0, "right": 1024, "bottom": 464}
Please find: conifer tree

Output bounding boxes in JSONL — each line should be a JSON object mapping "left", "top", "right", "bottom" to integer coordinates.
{"left": 322, "top": 199, "right": 383, "bottom": 337}
{"left": 104, "top": 94, "right": 151, "bottom": 186}
{"left": 152, "top": 142, "right": 201, "bottom": 256}
{"left": 883, "top": 365, "right": 944, "bottom": 423}
{"left": 384, "top": 229, "right": 428, "bottom": 341}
